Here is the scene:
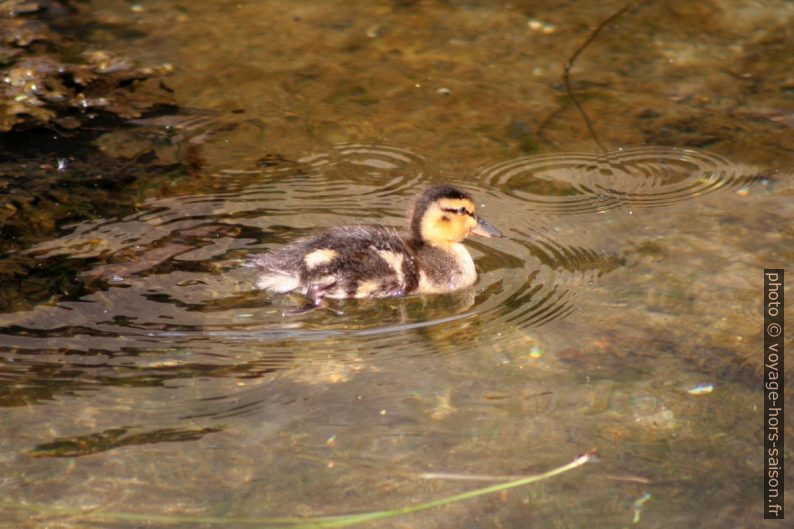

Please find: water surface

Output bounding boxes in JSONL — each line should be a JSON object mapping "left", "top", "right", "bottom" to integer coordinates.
{"left": 2, "top": 1, "right": 792, "bottom": 527}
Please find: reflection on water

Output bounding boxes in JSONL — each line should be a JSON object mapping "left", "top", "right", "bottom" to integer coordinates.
{"left": 3, "top": 1, "right": 794, "bottom": 527}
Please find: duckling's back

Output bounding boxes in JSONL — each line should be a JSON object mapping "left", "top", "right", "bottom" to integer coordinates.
{"left": 249, "top": 225, "right": 420, "bottom": 299}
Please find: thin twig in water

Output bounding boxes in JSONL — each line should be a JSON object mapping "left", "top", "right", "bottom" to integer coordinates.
{"left": 563, "top": 1, "right": 650, "bottom": 151}
{"left": 604, "top": 473, "right": 652, "bottom": 484}
{"left": 421, "top": 472, "right": 533, "bottom": 481}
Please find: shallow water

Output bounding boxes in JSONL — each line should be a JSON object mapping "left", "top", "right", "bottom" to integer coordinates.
{"left": 1, "top": 1, "right": 792, "bottom": 527}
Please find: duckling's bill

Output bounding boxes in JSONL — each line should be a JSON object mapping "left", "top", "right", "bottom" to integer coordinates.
{"left": 472, "top": 216, "right": 502, "bottom": 238}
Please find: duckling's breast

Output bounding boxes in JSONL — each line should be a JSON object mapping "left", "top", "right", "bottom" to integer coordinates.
{"left": 415, "top": 243, "right": 477, "bottom": 294}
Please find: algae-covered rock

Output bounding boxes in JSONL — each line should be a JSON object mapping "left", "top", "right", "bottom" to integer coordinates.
{"left": 1, "top": 1, "right": 175, "bottom": 132}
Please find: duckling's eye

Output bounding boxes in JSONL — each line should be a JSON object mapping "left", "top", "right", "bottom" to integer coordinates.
{"left": 442, "top": 207, "right": 473, "bottom": 216}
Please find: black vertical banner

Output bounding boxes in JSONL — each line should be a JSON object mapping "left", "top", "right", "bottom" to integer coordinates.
{"left": 764, "top": 269, "right": 784, "bottom": 519}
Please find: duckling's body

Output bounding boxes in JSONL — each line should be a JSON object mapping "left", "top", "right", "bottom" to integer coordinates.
{"left": 248, "top": 185, "right": 501, "bottom": 308}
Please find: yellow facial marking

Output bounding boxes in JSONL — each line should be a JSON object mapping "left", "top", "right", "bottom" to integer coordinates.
{"left": 438, "top": 198, "right": 474, "bottom": 215}
{"left": 420, "top": 198, "right": 477, "bottom": 245}
{"left": 304, "top": 248, "right": 337, "bottom": 269}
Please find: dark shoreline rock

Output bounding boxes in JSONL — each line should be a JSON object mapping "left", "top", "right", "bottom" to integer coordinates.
{"left": 0, "top": 0, "right": 205, "bottom": 312}
{"left": 1, "top": 0, "right": 176, "bottom": 132}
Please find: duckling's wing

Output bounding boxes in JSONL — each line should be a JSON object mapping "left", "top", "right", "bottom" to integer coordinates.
{"left": 298, "top": 226, "right": 415, "bottom": 298}
{"left": 247, "top": 235, "right": 318, "bottom": 293}
{"left": 248, "top": 225, "right": 418, "bottom": 298}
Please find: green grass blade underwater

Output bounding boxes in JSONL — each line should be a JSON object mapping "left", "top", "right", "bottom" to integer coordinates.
{"left": 1, "top": 451, "right": 596, "bottom": 528}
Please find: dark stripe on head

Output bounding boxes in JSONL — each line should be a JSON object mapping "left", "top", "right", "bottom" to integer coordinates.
{"left": 410, "top": 185, "right": 472, "bottom": 242}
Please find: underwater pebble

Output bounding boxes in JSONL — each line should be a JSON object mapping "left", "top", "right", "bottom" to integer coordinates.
{"left": 635, "top": 408, "right": 676, "bottom": 429}
{"left": 632, "top": 492, "right": 652, "bottom": 523}
{"left": 686, "top": 383, "right": 714, "bottom": 395}
{"left": 527, "top": 18, "right": 557, "bottom": 34}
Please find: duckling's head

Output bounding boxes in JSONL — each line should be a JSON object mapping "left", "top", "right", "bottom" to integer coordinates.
{"left": 410, "top": 185, "right": 502, "bottom": 246}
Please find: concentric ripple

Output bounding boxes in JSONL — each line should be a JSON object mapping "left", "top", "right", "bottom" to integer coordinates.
{"left": 301, "top": 142, "right": 432, "bottom": 196}
{"left": 174, "top": 143, "right": 436, "bottom": 241}
{"left": 480, "top": 146, "right": 764, "bottom": 214}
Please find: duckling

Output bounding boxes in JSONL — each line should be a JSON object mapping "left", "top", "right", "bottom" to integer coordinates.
{"left": 247, "top": 185, "right": 502, "bottom": 309}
